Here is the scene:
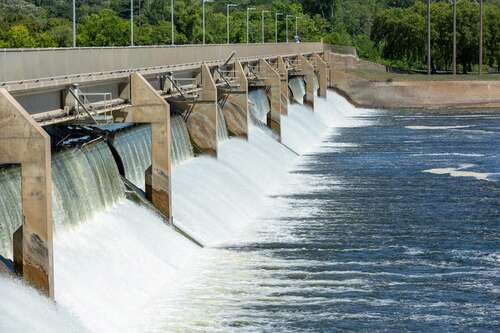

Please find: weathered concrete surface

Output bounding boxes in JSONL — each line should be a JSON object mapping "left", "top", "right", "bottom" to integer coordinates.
{"left": 113, "top": 73, "right": 172, "bottom": 220}
{"left": 222, "top": 61, "right": 248, "bottom": 139}
{"left": 277, "top": 57, "right": 289, "bottom": 116}
{"left": 259, "top": 59, "right": 282, "bottom": 138}
{"left": 313, "top": 53, "right": 329, "bottom": 98}
{"left": 328, "top": 52, "right": 500, "bottom": 109}
{"left": 187, "top": 64, "right": 218, "bottom": 156}
{"left": 1, "top": 43, "right": 325, "bottom": 84}
{"left": 332, "top": 67, "right": 500, "bottom": 109}
{"left": 298, "top": 55, "right": 315, "bottom": 108}
{"left": 0, "top": 88, "right": 54, "bottom": 298}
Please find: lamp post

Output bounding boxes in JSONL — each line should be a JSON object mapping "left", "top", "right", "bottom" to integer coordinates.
{"left": 202, "top": 0, "right": 206, "bottom": 44}
{"left": 286, "top": 15, "right": 293, "bottom": 43}
{"left": 427, "top": 0, "right": 431, "bottom": 75}
{"left": 171, "top": 0, "right": 174, "bottom": 45}
{"left": 261, "top": 10, "right": 269, "bottom": 44}
{"left": 130, "top": 0, "right": 134, "bottom": 46}
{"left": 72, "top": 0, "right": 76, "bottom": 47}
{"left": 275, "top": 12, "right": 282, "bottom": 43}
{"left": 227, "top": 4, "right": 237, "bottom": 44}
{"left": 295, "top": 16, "right": 299, "bottom": 37}
{"left": 479, "top": 0, "right": 483, "bottom": 75}
{"left": 452, "top": 0, "right": 457, "bottom": 75}
{"left": 247, "top": 7, "right": 256, "bottom": 44}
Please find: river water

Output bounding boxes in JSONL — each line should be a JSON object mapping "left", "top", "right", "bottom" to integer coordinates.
{"left": 1, "top": 93, "right": 498, "bottom": 333}
{"left": 149, "top": 107, "right": 500, "bottom": 332}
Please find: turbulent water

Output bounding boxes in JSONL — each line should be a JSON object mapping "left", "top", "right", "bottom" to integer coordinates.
{"left": 288, "top": 77, "right": 306, "bottom": 104}
{"left": 1, "top": 91, "right": 499, "bottom": 332}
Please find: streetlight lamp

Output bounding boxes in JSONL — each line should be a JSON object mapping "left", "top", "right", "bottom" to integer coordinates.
{"left": 275, "top": 12, "right": 282, "bottom": 43}
{"left": 171, "top": 0, "right": 174, "bottom": 45}
{"left": 72, "top": 0, "right": 76, "bottom": 47}
{"left": 286, "top": 15, "right": 293, "bottom": 43}
{"left": 261, "top": 10, "right": 269, "bottom": 44}
{"left": 247, "top": 7, "right": 256, "bottom": 44}
{"left": 226, "top": 4, "right": 237, "bottom": 44}
{"left": 130, "top": 0, "right": 134, "bottom": 46}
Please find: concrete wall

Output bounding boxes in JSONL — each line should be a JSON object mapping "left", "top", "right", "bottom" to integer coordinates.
{"left": 0, "top": 43, "right": 324, "bottom": 83}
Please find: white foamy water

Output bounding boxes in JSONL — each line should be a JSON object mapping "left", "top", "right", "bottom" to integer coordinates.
{"left": 406, "top": 125, "right": 472, "bottom": 130}
{"left": 0, "top": 91, "right": 368, "bottom": 332}
{"left": 423, "top": 164, "right": 493, "bottom": 181}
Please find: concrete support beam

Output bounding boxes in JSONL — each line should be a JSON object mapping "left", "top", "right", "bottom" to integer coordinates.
{"left": 186, "top": 64, "right": 218, "bottom": 157}
{"left": 222, "top": 61, "right": 249, "bottom": 139}
{"left": 113, "top": 73, "right": 172, "bottom": 221}
{"left": 277, "top": 57, "right": 289, "bottom": 116}
{"left": 258, "top": 59, "right": 282, "bottom": 138}
{"left": 0, "top": 88, "right": 54, "bottom": 298}
{"left": 313, "top": 53, "right": 328, "bottom": 98}
{"left": 298, "top": 55, "right": 315, "bottom": 109}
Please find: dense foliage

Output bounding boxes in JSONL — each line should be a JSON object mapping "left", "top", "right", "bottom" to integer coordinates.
{"left": 0, "top": 0, "right": 498, "bottom": 72}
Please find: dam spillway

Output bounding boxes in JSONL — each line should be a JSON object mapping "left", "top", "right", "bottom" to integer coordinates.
{"left": 1, "top": 43, "right": 499, "bottom": 332}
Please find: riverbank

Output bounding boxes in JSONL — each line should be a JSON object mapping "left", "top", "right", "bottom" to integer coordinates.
{"left": 330, "top": 54, "right": 500, "bottom": 110}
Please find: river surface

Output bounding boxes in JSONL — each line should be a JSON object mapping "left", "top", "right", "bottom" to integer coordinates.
{"left": 152, "top": 109, "right": 500, "bottom": 332}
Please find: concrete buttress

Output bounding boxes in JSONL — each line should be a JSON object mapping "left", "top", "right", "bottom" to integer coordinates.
{"left": 298, "top": 55, "right": 316, "bottom": 109}
{"left": 258, "top": 59, "right": 282, "bottom": 139}
{"left": 313, "top": 53, "right": 329, "bottom": 98}
{"left": 0, "top": 88, "right": 54, "bottom": 298}
{"left": 222, "top": 61, "right": 249, "bottom": 139}
{"left": 113, "top": 73, "right": 172, "bottom": 221}
{"left": 277, "top": 57, "right": 289, "bottom": 116}
{"left": 186, "top": 64, "right": 218, "bottom": 157}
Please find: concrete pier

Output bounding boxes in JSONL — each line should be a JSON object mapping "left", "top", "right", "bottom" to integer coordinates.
{"left": 277, "top": 57, "right": 289, "bottom": 116}
{"left": 113, "top": 73, "right": 172, "bottom": 221}
{"left": 0, "top": 89, "right": 54, "bottom": 298}
{"left": 221, "top": 61, "right": 249, "bottom": 139}
{"left": 298, "top": 55, "right": 316, "bottom": 108}
{"left": 186, "top": 64, "right": 218, "bottom": 157}
{"left": 258, "top": 59, "right": 282, "bottom": 138}
{"left": 313, "top": 53, "right": 329, "bottom": 98}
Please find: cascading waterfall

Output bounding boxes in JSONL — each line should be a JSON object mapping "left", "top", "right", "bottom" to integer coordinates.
{"left": 171, "top": 116, "right": 195, "bottom": 165}
{"left": 288, "top": 76, "right": 306, "bottom": 104}
{"left": 113, "top": 125, "right": 152, "bottom": 188}
{"left": 0, "top": 167, "right": 22, "bottom": 259}
{"left": 248, "top": 89, "right": 270, "bottom": 123}
{"left": 52, "top": 144, "right": 125, "bottom": 228}
{"left": 113, "top": 118, "right": 195, "bottom": 189}
{"left": 217, "top": 108, "right": 229, "bottom": 142}
{"left": 0, "top": 89, "right": 361, "bottom": 333}
{"left": 0, "top": 143, "right": 124, "bottom": 259}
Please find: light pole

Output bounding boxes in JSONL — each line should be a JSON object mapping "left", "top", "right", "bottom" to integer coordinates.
{"left": 227, "top": 4, "right": 237, "bottom": 44}
{"left": 295, "top": 16, "right": 299, "bottom": 37}
{"left": 452, "top": 0, "right": 457, "bottom": 75}
{"left": 130, "top": 0, "right": 134, "bottom": 46}
{"left": 261, "top": 10, "right": 269, "bottom": 44}
{"left": 427, "top": 0, "right": 431, "bottom": 75}
{"left": 479, "top": 0, "right": 483, "bottom": 75}
{"left": 247, "top": 7, "right": 256, "bottom": 44}
{"left": 171, "top": 0, "right": 174, "bottom": 45}
{"left": 202, "top": 0, "right": 206, "bottom": 45}
{"left": 275, "top": 12, "right": 282, "bottom": 43}
{"left": 286, "top": 15, "right": 293, "bottom": 43}
{"left": 72, "top": 0, "right": 76, "bottom": 47}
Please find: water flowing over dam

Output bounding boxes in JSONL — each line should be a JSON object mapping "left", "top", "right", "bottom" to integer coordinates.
{"left": 0, "top": 45, "right": 498, "bottom": 332}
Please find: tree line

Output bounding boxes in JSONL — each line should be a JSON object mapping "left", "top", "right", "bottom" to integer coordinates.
{"left": 0, "top": 0, "right": 498, "bottom": 73}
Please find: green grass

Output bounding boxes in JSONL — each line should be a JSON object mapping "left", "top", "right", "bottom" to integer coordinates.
{"left": 349, "top": 69, "right": 500, "bottom": 82}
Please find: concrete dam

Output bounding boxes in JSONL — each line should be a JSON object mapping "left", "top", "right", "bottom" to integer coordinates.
{"left": 0, "top": 43, "right": 354, "bottom": 330}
